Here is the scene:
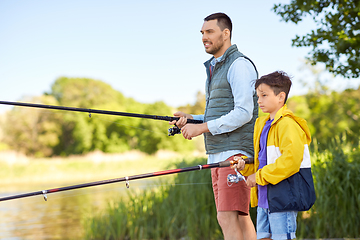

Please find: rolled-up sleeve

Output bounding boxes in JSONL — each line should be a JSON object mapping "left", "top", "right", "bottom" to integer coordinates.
{"left": 191, "top": 114, "right": 204, "bottom": 121}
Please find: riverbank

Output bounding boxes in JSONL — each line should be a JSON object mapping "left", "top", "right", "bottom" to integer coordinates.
{"left": 0, "top": 150, "right": 207, "bottom": 240}
{"left": 0, "top": 150, "right": 206, "bottom": 188}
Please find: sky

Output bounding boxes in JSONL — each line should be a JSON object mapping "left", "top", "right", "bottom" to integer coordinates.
{"left": 1, "top": 0, "right": 359, "bottom": 113}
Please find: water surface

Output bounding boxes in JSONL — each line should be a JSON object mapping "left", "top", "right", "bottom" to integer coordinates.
{"left": 0, "top": 180, "right": 149, "bottom": 239}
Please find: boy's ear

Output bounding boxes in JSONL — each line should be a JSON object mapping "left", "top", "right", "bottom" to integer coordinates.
{"left": 279, "top": 92, "right": 286, "bottom": 103}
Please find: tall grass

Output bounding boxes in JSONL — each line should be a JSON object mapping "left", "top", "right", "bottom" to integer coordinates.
{"left": 85, "top": 158, "right": 224, "bottom": 239}
{"left": 85, "top": 139, "right": 360, "bottom": 239}
{"left": 297, "top": 138, "right": 360, "bottom": 238}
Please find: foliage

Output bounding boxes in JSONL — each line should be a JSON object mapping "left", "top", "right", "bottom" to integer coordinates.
{"left": 2, "top": 95, "right": 62, "bottom": 157}
{"left": 1, "top": 77, "right": 195, "bottom": 156}
{"left": 2, "top": 74, "right": 359, "bottom": 157}
{"left": 287, "top": 86, "right": 360, "bottom": 151}
{"left": 273, "top": 0, "right": 360, "bottom": 78}
{"left": 85, "top": 158, "right": 258, "bottom": 240}
{"left": 297, "top": 138, "right": 360, "bottom": 238}
{"left": 50, "top": 76, "right": 127, "bottom": 108}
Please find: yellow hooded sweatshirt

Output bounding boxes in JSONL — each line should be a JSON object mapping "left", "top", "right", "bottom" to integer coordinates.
{"left": 241, "top": 105, "right": 315, "bottom": 211}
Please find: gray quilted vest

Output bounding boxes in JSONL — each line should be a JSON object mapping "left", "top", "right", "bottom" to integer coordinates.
{"left": 203, "top": 44, "right": 258, "bottom": 155}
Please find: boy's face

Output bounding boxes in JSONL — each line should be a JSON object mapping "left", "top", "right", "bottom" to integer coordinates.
{"left": 256, "top": 83, "right": 285, "bottom": 119}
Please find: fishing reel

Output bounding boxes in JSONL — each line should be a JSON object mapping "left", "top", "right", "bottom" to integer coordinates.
{"left": 227, "top": 168, "right": 246, "bottom": 185}
{"left": 168, "top": 126, "right": 181, "bottom": 136}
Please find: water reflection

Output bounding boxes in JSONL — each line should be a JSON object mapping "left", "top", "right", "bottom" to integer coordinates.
{"left": 0, "top": 180, "right": 149, "bottom": 239}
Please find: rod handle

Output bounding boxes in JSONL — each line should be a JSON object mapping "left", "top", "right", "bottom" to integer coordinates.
{"left": 218, "top": 161, "right": 231, "bottom": 168}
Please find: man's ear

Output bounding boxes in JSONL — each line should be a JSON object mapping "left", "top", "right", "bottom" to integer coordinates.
{"left": 223, "top": 28, "right": 231, "bottom": 40}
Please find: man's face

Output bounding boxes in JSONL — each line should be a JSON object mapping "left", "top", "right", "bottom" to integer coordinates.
{"left": 200, "top": 19, "right": 226, "bottom": 58}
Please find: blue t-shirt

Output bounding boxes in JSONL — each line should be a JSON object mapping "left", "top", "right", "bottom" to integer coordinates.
{"left": 257, "top": 119, "right": 273, "bottom": 209}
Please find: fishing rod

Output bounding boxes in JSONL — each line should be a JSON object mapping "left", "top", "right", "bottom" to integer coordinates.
{"left": 0, "top": 157, "right": 253, "bottom": 202}
{"left": 0, "top": 100, "right": 203, "bottom": 136}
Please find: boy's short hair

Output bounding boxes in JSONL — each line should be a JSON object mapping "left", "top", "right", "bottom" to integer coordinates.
{"left": 255, "top": 71, "right": 292, "bottom": 103}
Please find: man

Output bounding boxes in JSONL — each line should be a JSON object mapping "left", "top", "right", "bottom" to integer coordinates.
{"left": 170, "top": 13, "right": 258, "bottom": 240}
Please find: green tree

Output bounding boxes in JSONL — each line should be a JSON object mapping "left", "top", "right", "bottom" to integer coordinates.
{"left": 273, "top": 0, "right": 360, "bottom": 78}
{"left": 50, "top": 76, "right": 126, "bottom": 107}
{"left": 3, "top": 95, "right": 62, "bottom": 157}
{"left": 49, "top": 77, "right": 131, "bottom": 155}
{"left": 1, "top": 77, "right": 198, "bottom": 156}
{"left": 49, "top": 77, "right": 194, "bottom": 155}
{"left": 306, "top": 86, "right": 360, "bottom": 149}
{"left": 287, "top": 85, "right": 360, "bottom": 151}
{"left": 136, "top": 101, "right": 195, "bottom": 154}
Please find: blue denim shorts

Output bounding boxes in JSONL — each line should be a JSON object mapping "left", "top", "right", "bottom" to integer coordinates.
{"left": 257, "top": 207, "right": 297, "bottom": 240}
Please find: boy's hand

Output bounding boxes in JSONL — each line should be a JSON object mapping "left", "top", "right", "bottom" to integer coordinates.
{"left": 231, "top": 156, "right": 246, "bottom": 171}
{"left": 246, "top": 173, "right": 257, "bottom": 188}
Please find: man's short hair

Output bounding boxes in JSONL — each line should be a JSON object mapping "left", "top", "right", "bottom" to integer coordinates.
{"left": 255, "top": 71, "right": 292, "bottom": 103}
{"left": 204, "top": 12, "right": 232, "bottom": 39}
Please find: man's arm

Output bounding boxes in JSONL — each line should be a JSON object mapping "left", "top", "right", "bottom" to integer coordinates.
{"left": 207, "top": 57, "right": 257, "bottom": 135}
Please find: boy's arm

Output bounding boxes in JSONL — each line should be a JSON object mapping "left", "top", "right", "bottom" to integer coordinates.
{"left": 240, "top": 164, "right": 256, "bottom": 176}
{"left": 232, "top": 156, "right": 256, "bottom": 176}
{"left": 256, "top": 118, "right": 305, "bottom": 186}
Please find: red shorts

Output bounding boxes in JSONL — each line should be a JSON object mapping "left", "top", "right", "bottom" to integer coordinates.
{"left": 211, "top": 153, "right": 251, "bottom": 215}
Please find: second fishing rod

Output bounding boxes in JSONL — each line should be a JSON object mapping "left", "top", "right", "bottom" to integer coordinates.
{"left": 0, "top": 157, "right": 254, "bottom": 202}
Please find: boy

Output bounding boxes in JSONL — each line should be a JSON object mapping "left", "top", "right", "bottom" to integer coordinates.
{"left": 233, "top": 71, "right": 316, "bottom": 239}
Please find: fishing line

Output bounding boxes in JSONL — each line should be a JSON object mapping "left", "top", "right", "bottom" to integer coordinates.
{"left": 35, "top": 181, "right": 213, "bottom": 201}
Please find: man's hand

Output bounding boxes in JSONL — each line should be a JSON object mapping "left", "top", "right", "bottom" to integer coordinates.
{"left": 181, "top": 122, "right": 209, "bottom": 140}
{"left": 169, "top": 111, "right": 207, "bottom": 140}
{"left": 246, "top": 173, "right": 257, "bottom": 188}
{"left": 169, "top": 111, "right": 193, "bottom": 128}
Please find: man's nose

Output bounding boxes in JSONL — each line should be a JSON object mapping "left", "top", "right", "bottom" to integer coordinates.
{"left": 202, "top": 33, "right": 207, "bottom": 41}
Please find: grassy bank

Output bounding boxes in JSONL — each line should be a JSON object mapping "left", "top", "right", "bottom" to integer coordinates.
{"left": 0, "top": 150, "right": 206, "bottom": 189}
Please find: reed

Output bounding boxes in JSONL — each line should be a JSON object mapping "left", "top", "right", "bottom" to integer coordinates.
{"left": 85, "top": 139, "right": 360, "bottom": 239}
{"left": 85, "top": 158, "right": 225, "bottom": 239}
{"left": 297, "top": 138, "right": 360, "bottom": 238}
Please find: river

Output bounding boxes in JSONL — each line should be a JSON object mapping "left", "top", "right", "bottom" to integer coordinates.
{"left": 0, "top": 180, "right": 150, "bottom": 239}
